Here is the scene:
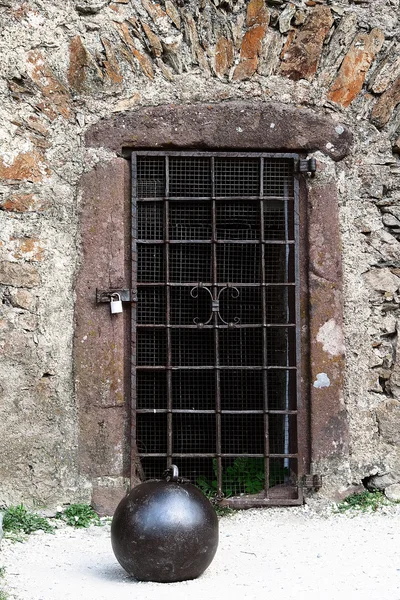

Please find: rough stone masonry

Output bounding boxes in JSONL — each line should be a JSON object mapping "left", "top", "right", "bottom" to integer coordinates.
{"left": 0, "top": 0, "right": 400, "bottom": 512}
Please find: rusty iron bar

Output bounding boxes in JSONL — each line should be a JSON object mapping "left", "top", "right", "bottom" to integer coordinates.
{"left": 165, "top": 155, "right": 173, "bottom": 470}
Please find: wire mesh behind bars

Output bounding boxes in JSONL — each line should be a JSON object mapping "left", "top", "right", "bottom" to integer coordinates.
{"left": 133, "top": 152, "right": 300, "bottom": 504}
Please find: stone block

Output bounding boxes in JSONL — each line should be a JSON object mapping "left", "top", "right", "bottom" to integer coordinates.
{"left": 9, "top": 289, "right": 35, "bottom": 311}
{"left": 116, "top": 23, "right": 155, "bottom": 80}
{"left": 3, "top": 329, "right": 37, "bottom": 364}
{"left": 365, "top": 472, "right": 398, "bottom": 491}
{"left": 101, "top": 38, "right": 123, "bottom": 84}
{"left": 376, "top": 400, "right": 400, "bottom": 445}
{"left": 371, "top": 76, "right": 400, "bottom": 129}
{"left": 91, "top": 480, "right": 129, "bottom": 516}
{"left": 328, "top": 28, "right": 385, "bottom": 107}
{"left": 247, "top": 0, "right": 270, "bottom": 28}
{"left": 278, "top": 2, "right": 295, "bottom": 33}
{"left": 369, "top": 47, "right": 400, "bottom": 94}
{"left": 368, "top": 374, "right": 383, "bottom": 393}
{"left": 280, "top": 6, "right": 333, "bottom": 81}
{"left": 141, "top": 0, "right": 167, "bottom": 23}
{"left": 318, "top": 13, "right": 357, "bottom": 88}
{"left": 258, "top": 28, "right": 282, "bottom": 77}
{"left": 388, "top": 334, "right": 400, "bottom": 400}
{"left": 232, "top": 0, "right": 269, "bottom": 81}
{"left": 367, "top": 230, "right": 400, "bottom": 263}
{"left": 0, "top": 193, "right": 50, "bottom": 213}
{"left": 18, "top": 313, "right": 38, "bottom": 332}
{"left": 232, "top": 26, "right": 267, "bottom": 81}
{"left": 161, "top": 34, "right": 183, "bottom": 73}
{"left": 68, "top": 35, "right": 103, "bottom": 92}
{"left": 363, "top": 268, "right": 400, "bottom": 294}
{"left": 156, "top": 58, "right": 174, "bottom": 81}
{"left": 385, "top": 483, "right": 400, "bottom": 501}
{"left": 74, "top": 0, "right": 110, "bottom": 14}
{"left": 383, "top": 213, "right": 400, "bottom": 228}
{"left": 184, "top": 12, "right": 210, "bottom": 75}
{"left": 78, "top": 406, "right": 129, "bottom": 477}
{"left": 0, "top": 262, "right": 40, "bottom": 288}
{"left": 165, "top": 1, "right": 181, "bottom": 29}
{"left": 358, "top": 164, "right": 389, "bottom": 199}
{"left": 240, "top": 25, "right": 267, "bottom": 61}
{"left": 141, "top": 22, "right": 163, "bottom": 58}
{"left": 214, "top": 37, "right": 234, "bottom": 78}
{"left": 0, "top": 151, "right": 49, "bottom": 183}
{"left": 26, "top": 50, "right": 71, "bottom": 120}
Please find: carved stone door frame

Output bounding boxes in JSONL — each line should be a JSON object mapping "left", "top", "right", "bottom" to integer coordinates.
{"left": 75, "top": 101, "right": 352, "bottom": 514}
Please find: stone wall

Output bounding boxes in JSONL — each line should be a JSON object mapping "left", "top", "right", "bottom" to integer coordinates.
{"left": 0, "top": 0, "right": 399, "bottom": 509}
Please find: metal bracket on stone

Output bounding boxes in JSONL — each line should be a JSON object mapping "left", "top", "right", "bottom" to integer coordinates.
{"left": 96, "top": 288, "right": 134, "bottom": 303}
{"left": 302, "top": 474, "right": 323, "bottom": 491}
{"left": 297, "top": 157, "right": 317, "bottom": 177}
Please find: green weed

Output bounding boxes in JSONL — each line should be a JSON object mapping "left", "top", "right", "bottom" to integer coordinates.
{"left": 57, "top": 504, "right": 100, "bottom": 528}
{"left": 213, "top": 503, "right": 234, "bottom": 518}
{"left": 3, "top": 505, "right": 54, "bottom": 536}
{"left": 196, "top": 457, "right": 267, "bottom": 517}
{"left": 197, "top": 457, "right": 266, "bottom": 499}
{"left": 336, "top": 490, "right": 393, "bottom": 513}
{"left": 196, "top": 473, "right": 218, "bottom": 498}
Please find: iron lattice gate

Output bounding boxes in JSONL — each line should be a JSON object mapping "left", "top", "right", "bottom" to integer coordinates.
{"left": 132, "top": 151, "right": 303, "bottom": 506}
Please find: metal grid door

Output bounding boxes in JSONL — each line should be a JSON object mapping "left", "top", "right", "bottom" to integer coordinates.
{"left": 132, "top": 151, "right": 303, "bottom": 506}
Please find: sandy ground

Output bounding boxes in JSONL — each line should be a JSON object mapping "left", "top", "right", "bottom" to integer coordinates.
{"left": 1, "top": 504, "right": 400, "bottom": 600}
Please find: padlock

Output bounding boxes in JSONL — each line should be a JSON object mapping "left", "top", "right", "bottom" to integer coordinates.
{"left": 110, "top": 293, "right": 123, "bottom": 314}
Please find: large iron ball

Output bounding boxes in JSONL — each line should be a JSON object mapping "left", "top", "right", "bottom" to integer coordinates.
{"left": 111, "top": 478, "right": 219, "bottom": 583}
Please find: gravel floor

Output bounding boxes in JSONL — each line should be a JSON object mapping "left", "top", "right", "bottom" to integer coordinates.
{"left": 1, "top": 504, "right": 400, "bottom": 600}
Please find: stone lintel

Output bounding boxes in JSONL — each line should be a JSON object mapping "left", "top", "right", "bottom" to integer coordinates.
{"left": 85, "top": 101, "right": 353, "bottom": 161}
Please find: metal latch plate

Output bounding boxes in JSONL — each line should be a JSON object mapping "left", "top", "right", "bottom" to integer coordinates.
{"left": 297, "top": 158, "right": 317, "bottom": 175}
{"left": 96, "top": 289, "right": 133, "bottom": 303}
{"left": 302, "top": 474, "right": 322, "bottom": 491}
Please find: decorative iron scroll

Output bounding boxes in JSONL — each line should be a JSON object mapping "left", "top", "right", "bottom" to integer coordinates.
{"left": 190, "top": 283, "right": 240, "bottom": 327}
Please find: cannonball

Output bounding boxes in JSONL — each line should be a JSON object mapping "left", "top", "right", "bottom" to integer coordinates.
{"left": 111, "top": 479, "right": 219, "bottom": 583}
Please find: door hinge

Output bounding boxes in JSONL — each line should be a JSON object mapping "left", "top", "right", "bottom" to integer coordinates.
{"left": 96, "top": 288, "right": 135, "bottom": 303}
{"left": 302, "top": 474, "right": 322, "bottom": 491}
{"left": 296, "top": 157, "right": 317, "bottom": 177}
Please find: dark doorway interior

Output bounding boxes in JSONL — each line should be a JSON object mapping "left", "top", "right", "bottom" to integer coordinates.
{"left": 132, "top": 151, "right": 302, "bottom": 506}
